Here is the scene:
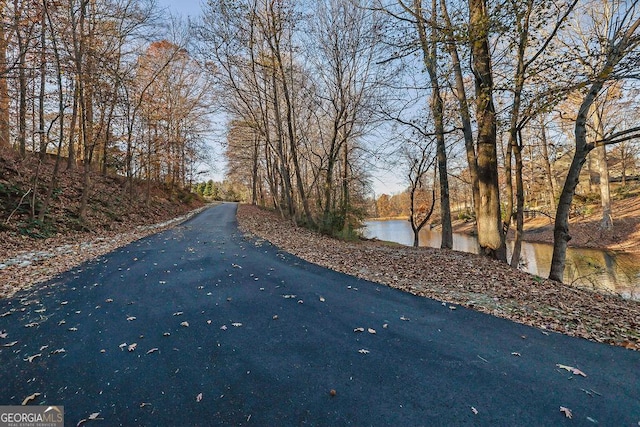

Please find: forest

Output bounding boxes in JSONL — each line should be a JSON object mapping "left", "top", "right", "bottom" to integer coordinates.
{"left": 1, "top": 0, "right": 639, "bottom": 285}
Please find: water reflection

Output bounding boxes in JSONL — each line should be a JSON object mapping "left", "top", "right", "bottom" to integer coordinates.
{"left": 363, "top": 219, "right": 640, "bottom": 301}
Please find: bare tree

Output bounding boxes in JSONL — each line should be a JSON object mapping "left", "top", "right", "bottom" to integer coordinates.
{"left": 549, "top": 0, "right": 640, "bottom": 282}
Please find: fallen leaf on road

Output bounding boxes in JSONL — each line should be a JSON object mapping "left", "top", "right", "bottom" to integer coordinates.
{"left": 471, "top": 407, "right": 478, "bottom": 415}
{"left": 68, "top": 327, "right": 78, "bottom": 332}
{"left": 126, "top": 316, "right": 136, "bottom": 321}
{"left": 146, "top": 348, "right": 159, "bottom": 354}
{"left": 232, "top": 323, "right": 242, "bottom": 327}
{"left": 560, "top": 406, "right": 572, "bottom": 419}
{"left": 180, "top": 321, "right": 189, "bottom": 327}
{"left": 319, "top": 297, "right": 325, "bottom": 302}
{"left": 51, "top": 348, "right": 66, "bottom": 355}
{"left": 556, "top": 364, "right": 587, "bottom": 377}
{"left": 163, "top": 332, "right": 171, "bottom": 336}
{"left": 24, "top": 353, "right": 42, "bottom": 363}
{"left": 272, "top": 315, "right": 278, "bottom": 320}
{"left": 39, "top": 345, "right": 48, "bottom": 351}
{"left": 511, "top": 352, "right": 521, "bottom": 357}
{"left": 21, "top": 392, "right": 41, "bottom": 405}
{"left": 298, "top": 300, "right": 304, "bottom": 304}
{"left": 3, "top": 341, "right": 18, "bottom": 347}
{"left": 77, "top": 412, "right": 103, "bottom": 426}
{"left": 282, "top": 295, "right": 296, "bottom": 299}
{"left": 196, "top": 393, "right": 203, "bottom": 402}
{"left": 105, "top": 298, "right": 113, "bottom": 303}
{"left": 220, "top": 325, "right": 228, "bottom": 330}
{"left": 119, "top": 343, "right": 127, "bottom": 350}
{"left": 25, "top": 322, "right": 39, "bottom": 328}
{"left": 400, "top": 316, "right": 409, "bottom": 321}
{"left": 58, "top": 320, "right": 66, "bottom": 325}
{"left": 383, "top": 324, "right": 388, "bottom": 329}
{"left": 354, "top": 327, "right": 365, "bottom": 333}
{"left": 368, "top": 328, "right": 376, "bottom": 334}
{"left": 0, "top": 330, "right": 7, "bottom": 339}
{"left": 173, "top": 312, "right": 183, "bottom": 316}
{"left": 358, "top": 349, "right": 370, "bottom": 354}
{"left": 128, "top": 343, "right": 137, "bottom": 352}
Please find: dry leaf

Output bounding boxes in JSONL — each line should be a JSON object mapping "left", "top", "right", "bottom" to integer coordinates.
{"left": 68, "top": 327, "right": 78, "bottom": 332}
{"left": 272, "top": 315, "right": 278, "bottom": 320}
{"left": 400, "top": 316, "right": 409, "bottom": 321}
{"left": 39, "top": 345, "right": 49, "bottom": 351}
{"left": 77, "top": 412, "right": 103, "bottom": 426}
{"left": 220, "top": 325, "right": 228, "bottom": 330}
{"left": 471, "top": 407, "right": 478, "bottom": 415}
{"left": 180, "top": 321, "right": 189, "bottom": 327}
{"left": 25, "top": 322, "right": 39, "bottom": 328}
{"left": 560, "top": 406, "right": 572, "bottom": 419}
{"left": 297, "top": 300, "right": 304, "bottom": 304}
{"left": 0, "top": 330, "right": 7, "bottom": 339}
{"left": 173, "top": 312, "right": 183, "bottom": 316}
{"left": 24, "top": 353, "right": 42, "bottom": 363}
{"left": 196, "top": 393, "right": 203, "bottom": 402}
{"left": 354, "top": 327, "right": 365, "bottom": 333}
{"left": 163, "top": 332, "right": 171, "bottom": 336}
{"left": 282, "top": 294, "right": 296, "bottom": 299}
{"left": 3, "top": 341, "right": 18, "bottom": 347}
{"left": 51, "top": 348, "right": 66, "bottom": 355}
{"left": 21, "top": 392, "right": 41, "bottom": 405}
{"left": 319, "top": 297, "right": 325, "bottom": 302}
{"left": 126, "top": 316, "right": 136, "bottom": 321}
{"left": 358, "top": 349, "right": 370, "bottom": 354}
{"left": 368, "top": 328, "right": 376, "bottom": 334}
{"left": 232, "top": 322, "right": 242, "bottom": 327}
{"left": 58, "top": 320, "right": 66, "bottom": 325}
{"left": 146, "top": 348, "right": 159, "bottom": 354}
{"left": 556, "top": 364, "right": 587, "bottom": 377}
{"left": 511, "top": 352, "right": 521, "bottom": 357}
{"left": 105, "top": 298, "right": 113, "bottom": 303}
{"left": 119, "top": 343, "right": 127, "bottom": 350}
{"left": 383, "top": 324, "right": 388, "bottom": 329}
{"left": 128, "top": 343, "right": 137, "bottom": 352}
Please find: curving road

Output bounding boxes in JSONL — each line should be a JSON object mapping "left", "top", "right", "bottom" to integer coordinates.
{"left": 1, "top": 203, "right": 638, "bottom": 426}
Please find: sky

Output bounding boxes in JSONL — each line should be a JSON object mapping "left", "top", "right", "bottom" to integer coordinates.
{"left": 158, "top": 0, "right": 203, "bottom": 18}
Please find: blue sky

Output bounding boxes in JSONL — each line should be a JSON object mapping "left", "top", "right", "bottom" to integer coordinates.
{"left": 158, "top": 0, "right": 203, "bottom": 18}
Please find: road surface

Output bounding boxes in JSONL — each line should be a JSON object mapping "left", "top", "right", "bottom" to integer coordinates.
{"left": 1, "top": 203, "right": 638, "bottom": 425}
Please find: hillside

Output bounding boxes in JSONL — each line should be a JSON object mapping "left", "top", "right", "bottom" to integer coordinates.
{"left": 0, "top": 150, "right": 204, "bottom": 264}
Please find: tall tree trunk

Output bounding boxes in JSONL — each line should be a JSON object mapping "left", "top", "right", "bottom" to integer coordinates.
{"left": 39, "top": 0, "right": 64, "bottom": 222}
{"left": 38, "top": 7, "right": 47, "bottom": 159}
{"left": 411, "top": 0, "right": 452, "bottom": 249}
{"left": 440, "top": 0, "right": 480, "bottom": 235}
{"left": 15, "top": 1, "right": 27, "bottom": 157}
{"left": 0, "top": 3, "right": 9, "bottom": 150}
{"left": 594, "top": 107, "right": 612, "bottom": 230}
{"left": 549, "top": 84, "right": 602, "bottom": 281}
{"left": 468, "top": 0, "right": 506, "bottom": 261}
{"left": 539, "top": 116, "right": 555, "bottom": 208}
{"left": 510, "top": 130, "right": 525, "bottom": 268}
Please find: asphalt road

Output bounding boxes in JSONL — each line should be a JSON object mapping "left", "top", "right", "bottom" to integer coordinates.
{"left": 1, "top": 203, "right": 638, "bottom": 426}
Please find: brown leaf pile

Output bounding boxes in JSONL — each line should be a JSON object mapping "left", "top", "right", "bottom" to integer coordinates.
{"left": 237, "top": 204, "right": 640, "bottom": 350}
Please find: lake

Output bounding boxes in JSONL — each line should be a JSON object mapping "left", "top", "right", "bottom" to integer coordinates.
{"left": 363, "top": 219, "right": 640, "bottom": 301}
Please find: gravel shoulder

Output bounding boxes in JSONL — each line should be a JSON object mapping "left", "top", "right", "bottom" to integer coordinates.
{"left": 236, "top": 204, "right": 640, "bottom": 351}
